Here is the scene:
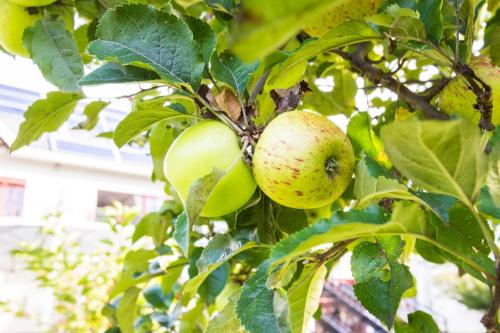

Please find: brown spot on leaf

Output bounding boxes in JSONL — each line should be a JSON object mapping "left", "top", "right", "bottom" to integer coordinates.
{"left": 295, "top": 191, "right": 303, "bottom": 196}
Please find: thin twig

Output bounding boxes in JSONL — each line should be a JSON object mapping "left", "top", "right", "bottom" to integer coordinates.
{"left": 334, "top": 44, "right": 448, "bottom": 120}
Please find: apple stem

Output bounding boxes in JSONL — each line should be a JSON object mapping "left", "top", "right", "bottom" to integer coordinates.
{"left": 325, "top": 157, "right": 338, "bottom": 179}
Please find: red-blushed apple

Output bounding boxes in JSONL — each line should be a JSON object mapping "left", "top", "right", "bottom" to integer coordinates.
{"left": 253, "top": 111, "right": 354, "bottom": 209}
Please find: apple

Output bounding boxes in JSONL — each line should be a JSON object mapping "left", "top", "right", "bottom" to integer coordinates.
{"left": 164, "top": 120, "right": 256, "bottom": 217}
{"left": 304, "top": 0, "right": 382, "bottom": 37}
{"left": 253, "top": 111, "right": 354, "bottom": 209}
{"left": 0, "top": 0, "right": 41, "bottom": 57}
{"left": 9, "top": 0, "right": 55, "bottom": 6}
{"left": 438, "top": 56, "right": 500, "bottom": 125}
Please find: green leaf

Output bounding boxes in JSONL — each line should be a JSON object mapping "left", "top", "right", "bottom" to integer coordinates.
{"left": 302, "top": 69, "right": 356, "bottom": 116}
{"left": 486, "top": 143, "right": 500, "bottom": 206}
{"left": 88, "top": 4, "right": 204, "bottom": 89}
{"left": 354, "top": 156, "right": 409, "bottom": 207}
{"left": 448, "top": 204, "right": 490, "bottom": 254}
{"left": 174, "top": 168, "right": 226, "bottom": 256}
{"left": 274, "top": 204, "right": 308, "bottom": 235}
{"left": 160, "top": 258, "right": 186, "bottom": 294}
{"left": 206, "top": 289, "right": 248, "bottom": 333}
{"left": 270, "top": 20, "right": 380, "bottom": 82}
{"left": 80, "top": 63, "right": 160, "bottom": 85}
{"left": 390, "top": 16, "right": 427, "bottom": 41}
{"left": 287, "top": 264, "right": 327, "bottom": 333}
{"left": 113, "top": 106, "right": 196, "bottom": 148}
{"left": 237, "top": 195, "right": 277, "bottom": 244}
{"left": 173, "top": 212, "right": 190, "bottom": 257}
{"left": 269, "top": 202, "right": 494, "bottom": 281}
{"left": 416, "top": 0, "right": 444, "bottom": 45}
{"left": 117, "top": 287, "right": 140, "bottom": 333}
{"left": 183, "top": 241, "right": 260, "bottom": 299}
{"left": 132, "top": 212, "right": 171, "bottom": 247}
{"left": 211, "top": 51, "right": 258, "bottom": 98}
{"left": 24, "top": 16, "right": 83, "bottom": 92}
{"left": 351, "top": 238, "right": 413, "bottom": 328}
{"left": 347, "top": 112, "right": 390, "bottom": 167}
{"left": 412, "top": 191, "right": 457, "bottom": 224}
{"left": 199, "top": 262, "right": 229, "bottom": 305}
{"left": 380, "top": 119, "right": 488, "bottom": 204}
{"left": 10, "top": 92, "right": 82, "bottom": 152}
{"left": 236, "top": 261, "right": 290, "bottom": 333}
{"left": 477, "top": 186, "right": 500, "bottom": 219}
{"left": 150, "top": 122, "right": 175, "bottom": 181}
{"left": 197, "top": 234, "right": 242, "bottom": 273}
{"left": 110, "top": 249, "right": 160, "bottom": 298}
{"left": 394, "top": 310, "right": 440, "bottom": 333}
{"left": 75, "top": 101, "right": 109, "bottom": 130}
{"left": 183, "top": 15, "right": 216, "bottom": 64}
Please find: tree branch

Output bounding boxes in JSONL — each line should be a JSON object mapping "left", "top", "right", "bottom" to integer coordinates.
{"left": 334, "top": 44, "right": 448, "bottom": 120}
{"left": 482, "top": 258, "right": 500, "bottom": 332}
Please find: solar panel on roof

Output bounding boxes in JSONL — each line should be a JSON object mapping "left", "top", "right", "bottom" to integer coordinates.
{"left": 55, "top": 140, "right": 115, "bottom": 159}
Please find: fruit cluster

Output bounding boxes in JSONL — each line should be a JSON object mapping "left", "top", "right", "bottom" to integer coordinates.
{"left": 164, "top": 111, "right": 354, "bottom": 217}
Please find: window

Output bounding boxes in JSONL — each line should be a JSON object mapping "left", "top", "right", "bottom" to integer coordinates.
{"left": 96, "top": 190, "right": 163, "bottom": 220}
{"left": 0, "top": 177, "right": 25, "bottom": 216}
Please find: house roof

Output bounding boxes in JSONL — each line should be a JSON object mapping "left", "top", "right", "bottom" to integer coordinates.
{"left": 0, "top": 84, "right": 154, "bottom": 177}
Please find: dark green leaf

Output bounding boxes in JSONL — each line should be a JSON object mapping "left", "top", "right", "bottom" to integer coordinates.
{"left": 10, "top": 92, "right": 82, "bottom": 152}
{"left": 352, "top": 238, "right": 413, "bottom": 328}
{"left": 199, "top": 262, "right": 229, "bottom": 304}
{"left": 477, "top": 186, "right": 500, "bottom": 219}
{"left": 24, "top": 16, "right": 83, "bottom": 92}
{"left": 412, "top": 191, "right": 457, "bottom": 223}
{"left": 80, "top": 63, "right": 160, "bottom": 85}
{"left": 211, "top": 51, "right": 258, "bottom": 98}
{"left": 143, "top": 285, "right": 170, "bottom": 309}
{"left": 173, "top": 212, "right": 189, "bottom": 257}
{"left": 236, "top": 261, "right": 290, "bottom": 333}
{"left": 416, "top": 0, "right": 444, "bottom": 45}
{"left": 183, "top": 15, "right": 216, "bottom": 64}
{"left": 183, "top": 241, "right": 260, "bottom": 299}
{"left": 88, "top": 4, "right": 204, "bottom": 88}
{"left": 274, "top": 204, "right": 308, "bottom": 235}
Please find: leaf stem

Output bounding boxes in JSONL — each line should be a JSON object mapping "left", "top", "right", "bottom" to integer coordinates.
{"left": 193, "top": 92, "right": 245, "bottom": 135}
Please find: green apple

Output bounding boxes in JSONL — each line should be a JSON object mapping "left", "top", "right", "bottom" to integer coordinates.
{"left": 438, "top": 56, "right": 500, "bottom": 125}
{"left": 164, "top": 121, "right": 256, "bottom": 217}
{"left": 253, "top": 111, "right": 354, "bottom": 209}
{"left": 0, "top": 0, "right": 41, "bottom": 57}
{"left": 304, "top": 0, "right": 382, "bottom": 37}
{"left": 9, "top": 0, "right": 56, "bottom": 6}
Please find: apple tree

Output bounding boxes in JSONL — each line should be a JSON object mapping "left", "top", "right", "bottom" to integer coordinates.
{"left": 1, "top": 0, "right": 500, "bottom": 332}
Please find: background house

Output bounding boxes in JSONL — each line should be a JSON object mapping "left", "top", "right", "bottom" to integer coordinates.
{"left": 0, "top": 81, "right": 165, "bottom": 332}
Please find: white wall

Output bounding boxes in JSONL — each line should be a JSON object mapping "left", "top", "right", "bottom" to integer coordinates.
{"left": 0, "top": 148, "right": 164, "bottom": 223}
